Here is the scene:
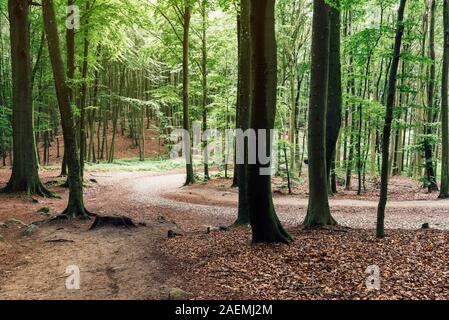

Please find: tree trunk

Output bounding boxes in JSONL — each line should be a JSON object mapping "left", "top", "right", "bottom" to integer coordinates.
{"left": 61, "top": 0, "right": 75, "bottom": 178}
{"left": 79, "top": 1, "right": 90, "bottom": 177}
{"left": 303, "top": 0, "right": 337, "bottom": 228}
{"left": 440, "top": 0, "right": 449, "bottom": 198}
{"left": 376, "top": 0, "right": 407, "bottom": 238}
{"left": 247, "top": 0, "right": 291, "bottom": 243}
{"left": 183, "top": 4, "right": 195, "bottom": 185}
{"left": 201, "top": 0, "right": 210, "bottom": 181}
{"left": 42, "top": 0, "right": 90, "bottom": 219}
{"left": 326, "top": 1, "right": 342, "bottom": 196}
{"left": 234, "top": 0, "right": 251, "bottom": 226}
{"left": 3, "top": 0, "right": 54, "bottom": 197}
{"left": 424, "top": 0, "right": 438, "bottom": 192}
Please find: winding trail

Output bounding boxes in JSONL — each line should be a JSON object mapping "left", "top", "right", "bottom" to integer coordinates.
{"left": 109, "top": 171, "right": 449, "bottom": 231}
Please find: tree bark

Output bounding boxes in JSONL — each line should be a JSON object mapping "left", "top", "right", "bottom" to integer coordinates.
{"left": 3, "top": 0, "right": 54, "bottom": 197}
{"left": 183, "top": 3, "right": 195, "bottom": 185}
{"left": 61, "top": 0, "right": 75, "bottom": 178}
{"left": 42, "top": 0, "right": 90, "bottom": 219}
{"left": 201, "top": 0, "right": 210, "bottom": 181}
{"left": 304, "top": 0, "right": 337, "bottom": 228}
{"left": 440, "top": 0, "right": 449, "bottom": 198}
{"left": 326, "top": 1, "right": 342, "bottom": 196}
{"left": 424, "top": 0, "right": 438, "bottom": 192}
{"left": 79, "top": 1, "right": 90, "bottom": 177}
{"left": 376, "top": 0, "right": 407, "bottom": 238}
{"left": 235, "top": 0, "right": 251, "bottom": 226}
{"left": 247, "top": 0, "right": 291, "bottom": 243}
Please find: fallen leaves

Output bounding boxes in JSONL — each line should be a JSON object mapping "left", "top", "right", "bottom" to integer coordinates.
{"left": 160, "top": 227, "right": 449, "bottom": 300}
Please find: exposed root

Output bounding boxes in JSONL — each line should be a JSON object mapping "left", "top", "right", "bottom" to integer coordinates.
{"left": 61, "top": 204, "right": 96, "bottom": 220}
{"left": 2, "top": 180, "right": 58, "bottom": 199}
{"left": 89, "top": 215, "right": 137, "bottom": 230}
{"left": 230, "top": 220, "right": 250, "bottom": 228}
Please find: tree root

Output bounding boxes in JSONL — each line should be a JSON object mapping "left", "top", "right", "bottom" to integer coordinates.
{"left": 2, "top": 180, "right": 58, "bottom": 199}
{"left": 89, "top": 215, "right": 137, "bottom": 230}
{"left": 230, "top": 220, "right": 250, "bottom": 228}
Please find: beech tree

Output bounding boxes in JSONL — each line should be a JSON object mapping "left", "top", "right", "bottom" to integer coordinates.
{"left": 326, "top": 0, "right": 342, "bottom": 196}
{"left": 246, "top": 0, "right": 291, "bottom": 243}
{"left": 42, "top": 0, "right": 91, "bottom": 218}
{"left": 376, "top": 0, "right": 407, "bottom": 239}
{"left": 182, "top": 2, "right": 195, "bottom": 185}
{"left": 423, "top": 0, "right": 438, "bottom": 192}
{"left": 303, "top": 0, "right": 337, "bottom": 228}
{"left": 439, "top": 0, "right": 449, "bottom": 198}
{"left": 234, "top": 0, "right": 250, "bottom": 226}
{"left": 3, "top": 0, "right": 54, "bottom": 197}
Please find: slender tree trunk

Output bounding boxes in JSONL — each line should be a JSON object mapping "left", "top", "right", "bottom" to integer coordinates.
{"left": 326, "top": 1, "right": 342, "bottom": 196}
{"left": 201, "top": 0, "right": 210, "bottom": 181}
{"left": 79, "top": 0, "right": 90, "bottom": 177}
{"left": 42, "top": 0, "right": 90, "bottom": 218}
{"left": 424, "top": 0, "right": 438, "bottom": 192}
{"left": 61, "top": 0, "right": 75, "bottom": 178}
{"left": 3, "top": 0, "right": 54, "bottom": 197}
{"left": 376, "top": 0, "right": 407, "bottom": 238}
{"left": 235, "top": 0, "right": 251, "bottom": 225}
{"left": 108, "top": 67, "right": 124, "bottom": 163}
{"left": 440, "top": 0, "right": 449, "bottom": 198}
{"left": 183, "top": 4, "right": 195, "bottom": 185}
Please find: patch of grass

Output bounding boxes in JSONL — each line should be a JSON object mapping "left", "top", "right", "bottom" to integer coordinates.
{"left": 79, "top": 157, "right": 199, "bottom": 172}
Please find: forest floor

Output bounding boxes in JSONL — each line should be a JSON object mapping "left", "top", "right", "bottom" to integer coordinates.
{"left": 0, "top": 168, "right": 448, "bottom": 299}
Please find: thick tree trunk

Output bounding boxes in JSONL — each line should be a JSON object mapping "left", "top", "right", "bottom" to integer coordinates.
{"left": 376, "top": 0, "right": 407, "bottom": 238}
{"left": 247, "top": 0, "right": 291, "bottom": 243}
{"left": 303, "top": 0, "right": 337, "bottom": 228}
{"left": 440, "top": 0, "right": 449, "bottom": 198}
{"left": 42, "top": 0, "right": 90, "bottom": 219}
{"left": 4, "top": 0, "right": 54, "bottom": 197}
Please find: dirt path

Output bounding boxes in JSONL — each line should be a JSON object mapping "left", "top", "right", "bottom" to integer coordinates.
{"left": 1, "top": 170, "right": 448, "bottom": 299}
{"left": 0, "top": 171, "right": 183, "bottom": 300}
{"left": 123, "top": 172, "right": 449, "bottom": 231}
